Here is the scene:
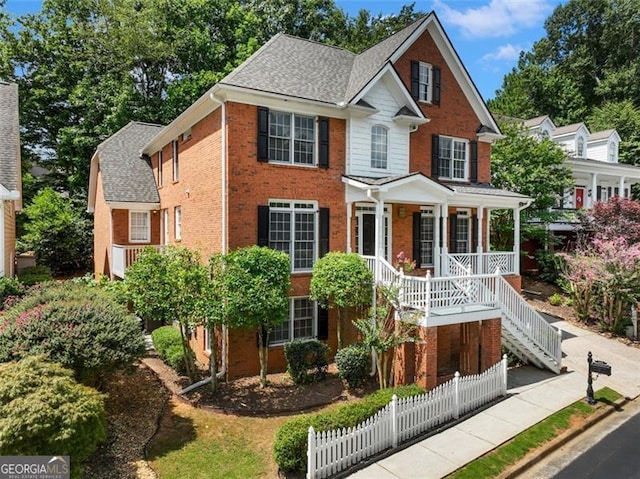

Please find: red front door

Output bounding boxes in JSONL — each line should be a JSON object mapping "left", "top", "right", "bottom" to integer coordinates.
{"left": 575, "top": 187, "right": 585, "bottom": 209}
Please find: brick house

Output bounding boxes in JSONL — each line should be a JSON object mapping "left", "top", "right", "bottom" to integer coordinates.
{"left": 0, "top": 82, "right": 22, "bottom": 277}
{"left": 89, "top": 13, "right": 561, "bottom": 388}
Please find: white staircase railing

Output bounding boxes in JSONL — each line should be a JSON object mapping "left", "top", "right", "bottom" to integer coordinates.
{"left": 446, "top": 252, "right": 516, "bottom": 275}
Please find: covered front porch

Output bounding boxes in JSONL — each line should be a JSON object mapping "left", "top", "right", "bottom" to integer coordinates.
{"left": 343, "top": 173, "right": 531, "bottom": 279}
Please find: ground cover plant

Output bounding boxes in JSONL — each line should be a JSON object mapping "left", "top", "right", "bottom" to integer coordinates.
{"left": 448, "top": 387, "right": 622, "bottom": 479}
{"left": 0, "top": 356, "right": 106, "bottom": 479}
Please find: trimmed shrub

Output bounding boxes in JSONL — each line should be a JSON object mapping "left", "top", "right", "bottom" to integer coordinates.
{"left": 273, "top": 384, "right": 424, "bottom": 473}
{"left": 0, "top": 282, "right": 145, "bottom": 386}
{"left": 335, "top": 343, "right": 370, "bottom": 388}
{"left": 0, "top": 356, "right": 106, "bottom": 478}
{"left": 0, "top": 277, "right": 25, "bottom": 306}
{"left": 151, "top": 325, "right": 193, "bottom": 376}
{"left": 18, "top": 265, "right": 53, "bottom": 285}
{"left": 284, "top": 339, "right": 329, "bottom": 385}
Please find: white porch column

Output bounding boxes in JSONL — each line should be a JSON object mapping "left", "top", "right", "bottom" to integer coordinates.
{"left": 619, "top": 176, "right": 626, "bottom": 198}
{"left": 441, "top": 203, "right": 448, "bottom": 275}
{"left": 375, "top": 197, "right": 385, "bottom": 263}
{"left": 346, "top": 202, "right": 352, "bottom": 253}
{"left": 486, "top": 209, "right": 491, "bottom": 252}
{"left": 476, "top": 206, "right": 484, "bottom": 274}
{"left": 513, "top": 207, "right": 521, "bottom": 275}
{"left": 434, "top": 204, "right": 441, "bottom": 277}
{"left": 590, "top": 173, "right": 598, "bottom": 208}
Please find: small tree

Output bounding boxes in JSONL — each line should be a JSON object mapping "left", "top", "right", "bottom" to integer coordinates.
{"left": 225, "top": 246, "right": 290, "bottom": 387}
{"left": 19, "top": 188, "right": 92, "bottom": 273}
{"left": 583, "top": 196, "right": 640, "bottom": 245}
{"left": 310, "top": 252, "right": 373, "bottom": 349}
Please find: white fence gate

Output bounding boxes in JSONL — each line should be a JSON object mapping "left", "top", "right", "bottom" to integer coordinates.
{"left": 307, "top": 356, "right": 508, "bottom": 479}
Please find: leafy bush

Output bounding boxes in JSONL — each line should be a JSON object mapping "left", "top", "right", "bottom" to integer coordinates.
{"left": 548, "top": 293, "right": 563, "bottom": 306}
{"left": 335, "top": 343, "right": 370, "bottom": 388}
{"left": 18, "top": 265, "right": 53, "bottom": 285}
{"left": 151, "top": 325, "right": 193, "bottom": 376}
{"left": 0, "top": 356, "right": 106, "bottom": 478}
{"left": 0, "top": 282, "right": 145, "bottom": 386}
{"left": 273, "top": 384, "right": 424, "bottom": 473}
{"left": 0, "top": 276, "right": 25, "bottom": 306}
{"left": 536, "top": 250, "right": 564, "bottom": 285}
{"left": 284, "top": 339, "right": 329, "bottom": 385}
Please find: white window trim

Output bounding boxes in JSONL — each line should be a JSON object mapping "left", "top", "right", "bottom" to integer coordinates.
{"left": 268, "top": 111, "right": 318, "bottom": 167}
{"left": 370, "top": 124, "right": 389, "bottom": 170}
{"left": 418, "top": 62, "right": 433, "bottom": 104}
{"left": 576, "top": 136, "right": 585, "bottom": 158}
{"left": 129, "top": 211, "right": 151, "bottom": 243}
{"left": 439, "top": 136, "right": 469, "bottom": 181}
{"left": 608, "top": 142, "right": 617, "bottom": 162}
{"left": 158, "top": 150, "right": 163, "bottom": 187}
{"left": 269, "top": 296, "right": 317, "bottom": 346}
{"left": 355, "top": 204, "right": 392, "bottom": 263}
{"left": 268, "top": 199, "right": 319, "bottom": 273}
{"left": 174, "top": 206, "right": 182, "bottom": 241}
{"left": 455, "top": 208, "right": 471, "bottom": 254}
{"left": 161, "top": 209, "right": 169, "bottom": 245}
{"left": 419, "top": 206, "right": 435, "bottom": 268}
{"left": 204, "top": 327, "right": 211, "bottom": 353}
{"left": 172, "top": 140, "right": 179, "bottom": 182}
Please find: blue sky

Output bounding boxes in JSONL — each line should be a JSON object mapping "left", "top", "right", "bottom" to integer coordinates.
{"left": 4, "top": 0, "right": 563, "bottom": 101}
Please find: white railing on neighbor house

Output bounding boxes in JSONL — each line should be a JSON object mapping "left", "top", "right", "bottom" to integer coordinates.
{"left": 111, "top": 244, "right": 164, "bottom": 278}
{"left": 445, "top": 252, "right": 516, "bottom": 276}
{"left": 496, "top": 274, "right": 563, "bottom": 368}
{"left": 307, "top": 357, "right": 508, "bottom": 479}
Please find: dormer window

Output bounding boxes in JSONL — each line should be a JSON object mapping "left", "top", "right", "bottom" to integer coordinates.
{"left": 609, "top": 142, "right": 617, "bottom": 162}
{"left": 540, "top": 129, "right": 550, "bottom": 139}
{"left": 371, "top": 125, "right": 388, "bottom": 169}
{"left": 576, "top": 136, "right": 585, "bottom": 157}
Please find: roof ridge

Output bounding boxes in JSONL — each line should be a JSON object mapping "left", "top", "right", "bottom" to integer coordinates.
{"left": 355, "top": 14, "right": 430, "bottom": 57}
{"left": 97, "top": 121, "right": 163, "bottom": 150}
{"left": 278, "top": 33, "right": 355, "bottom": 54}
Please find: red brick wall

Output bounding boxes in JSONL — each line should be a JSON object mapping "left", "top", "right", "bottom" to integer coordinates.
{"left": 394, "top": 31, "right": 491, "bottom": 183}
{"left": 481, "top": 318, "right": 502, "bottom": 370}
{"left": 93, "top": 169, "right": 111, "bottom": 278}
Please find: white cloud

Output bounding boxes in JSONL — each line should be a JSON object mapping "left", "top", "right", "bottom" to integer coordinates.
{"left": 481, "top": 43, "right": 524, "bottom": 62}
{"left": 434, "top": 0, "right": 552, "bottom": 38}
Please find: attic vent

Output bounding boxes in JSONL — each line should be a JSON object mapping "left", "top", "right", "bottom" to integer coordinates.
{"left": 182, "top": 128, "right": 192, "bottom": 141}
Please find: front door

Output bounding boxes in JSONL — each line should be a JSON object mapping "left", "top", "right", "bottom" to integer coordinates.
{"left": 356, "top": 206, "right": 391, "bottom": 260}
{"left": 575, "top": 187, "right": 585, "bottom": 209}
{"left": 361, "top": 214, "right": 375, "bottom": 256}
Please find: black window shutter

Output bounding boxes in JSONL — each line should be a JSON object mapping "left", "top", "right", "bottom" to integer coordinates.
{"left": 625, "top": 188, "right": 629, "bottom": 197}
{"left": 319, "top": 207, "right": 330, "bottom": 257}
{"left": 615, "top": 187, "right": 619, "bottom": 196}
{"left": 608, "top": 186, "right": 612, "bottom": 198}
{"left": 449, "top": 214, "right": 458, "bottom": 253}
{"left": 439, "top": 215, "right": 443, "bottom": 248}
{"left": 470, "top": 140, "right": 478, "bottom": 183}
{"left": 319, "top": 117, "right": 330, "bottom": 168}
{"left": 317, "top": 305, "right": 329, "bottom": 340}
{"left": 257, "top": 205, "right": 270, "bottom": 246}
{"left": 413, "top": 212, "right": 421, "bottom": 267}
{"left": 471, "top": 214, "right": 478, "bottom": 251}
{"left": 411, "top": 61, "right": 420, "bottom": 99}
{"left": 431, "top": 134, "right": 440, "bottom": 178}
{"left": 433, "top": 67, "right": 441, "bottom": 105}
{"left": 597, "top": 186, "right": 602, "bottom": 201}
{"left": 257, "top": 107, "right": 269, "bottom": 162}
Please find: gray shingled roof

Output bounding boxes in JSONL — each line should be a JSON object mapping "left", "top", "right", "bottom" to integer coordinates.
{"left": 522, "top": 115, "right": 549, "bottom": 128}
{"left": 98, "top": 122, "right": 163, "bottom": 204}
{"left": 220, "top": 15, "right": 430, "bottom": 105}
{"left": 552, "top": 122, "right": 585, "bottom": 137}
{"left": 445, "top": 183, "right": 530, "bottom": 199}
{"left": 0, "top": 82, "right": 20, "bottom": 192}
{"left": 345, "top": 172, "right": 444, "bottom": 187}
{"left": 587, "top": 129, "right": 615, "bottom": 142}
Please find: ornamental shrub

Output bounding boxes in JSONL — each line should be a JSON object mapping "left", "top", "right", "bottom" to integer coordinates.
{"left": 284, "top": 339, "right": 329, "bottom": 385}
{"left": 0, "top": 276, "right": 25, "bottom": 306}
{"left": 151, "top": 326, "right": 194, "bottom": 376}
{"left": 335, "top": 343, "right": 370, "bottom": 388}
{"left": 18, "top": 265, "right": 53, "bottom": 285}
{"left": 0, "top": 282, "right": 145, "bottom": 386}
{"left": 0, "top": 356, "right": 106, "bottom": 479}
{"left": 273, "top": 384, "right": 424, "bottom": 473}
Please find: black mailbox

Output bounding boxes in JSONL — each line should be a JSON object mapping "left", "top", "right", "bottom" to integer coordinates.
{"left": 590, "top": 360, "right": 612, "bottom": 376}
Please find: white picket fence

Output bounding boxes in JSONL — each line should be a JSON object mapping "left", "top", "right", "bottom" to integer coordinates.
{"left": 307, "top": 356, "right": 508, "bottom": 479}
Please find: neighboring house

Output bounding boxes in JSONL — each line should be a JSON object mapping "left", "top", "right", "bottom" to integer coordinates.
{"left": 522, "top": 115, "right": 640, "bottom": 235}
{"left": 0, "top": 82, "right": 22, "bottom": 277}
{"left": 89, "top": 13, "right": 561, "bottom": 388}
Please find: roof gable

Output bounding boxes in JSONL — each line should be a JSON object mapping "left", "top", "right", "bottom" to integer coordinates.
{"left": 0, "top": 82, "right": 21, "bottom": 194}
{"left": 552, "top": 122, "right": 589, "bottom": 138}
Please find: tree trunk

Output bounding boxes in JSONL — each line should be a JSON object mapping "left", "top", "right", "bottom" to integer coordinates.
{"left": 179, "top": 324, "right": 196, "bottom": 381}
{"left": 336, "top": 308, "right": 343, "bottom": 350}
{"left": 208, "top": 327, "right": 219, "bottom": 393}
{"left": 258, "top": 328, "right": 269, "bottom": 387}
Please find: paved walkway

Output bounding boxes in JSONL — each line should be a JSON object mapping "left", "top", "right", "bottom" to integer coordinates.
{"left": 351, "top": 317, "right": 640, "bottom": 479}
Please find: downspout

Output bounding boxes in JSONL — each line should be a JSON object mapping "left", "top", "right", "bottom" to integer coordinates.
{"left": 181, "top": 92, "right": 228, "bottom": 395}
{"left": 366, "top": 189, "right": 380, "bottom": 377}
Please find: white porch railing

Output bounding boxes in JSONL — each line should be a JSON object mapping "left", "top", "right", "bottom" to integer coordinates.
{"left": 112, "top": 244, "right": 164, "bottom": 278}
{"left": 306, "top": 357, "right": 508, "bottom": 479}
{"left": 446, "top": 252, "right": 516, "bottom": 276}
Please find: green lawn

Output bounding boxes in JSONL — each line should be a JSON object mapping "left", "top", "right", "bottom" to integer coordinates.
{"left": 448, "top": 387, "right": 622, "bottom": 479}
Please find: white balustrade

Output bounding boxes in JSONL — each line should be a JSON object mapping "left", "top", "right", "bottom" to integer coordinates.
{"left": 111, "top": 244, "right": 164, "bottom": 278}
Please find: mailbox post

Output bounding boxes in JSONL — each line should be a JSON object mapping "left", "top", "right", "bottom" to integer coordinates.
{"left": 586, "top": 351, "right": 612, "bottom": 404}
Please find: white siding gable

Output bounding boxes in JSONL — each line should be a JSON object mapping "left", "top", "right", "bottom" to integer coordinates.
{"left": 587, "top": 131, "right": 620, "bottom": 163}
{"left": 347, "top": 74, "right": 410, "bottom": 177}
{"left": 553, "top": 124, "right": 590, "bottom": 158}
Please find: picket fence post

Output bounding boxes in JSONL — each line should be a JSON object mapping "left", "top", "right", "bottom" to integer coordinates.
{"left": 454, "top": 372, "right": 460, "bottom": 419}
{"left": 307, "top": 426, "right": 316, "bottom": 479}
{"left": 502, "top": 354, "right": 508, "bottom": 396}
{"left": 391, "top": 394, "right": 398, "bottom": 448}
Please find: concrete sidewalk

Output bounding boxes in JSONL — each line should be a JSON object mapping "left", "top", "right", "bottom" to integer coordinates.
{"left": 350, "top": 317, "right": 640, "bottom": 479}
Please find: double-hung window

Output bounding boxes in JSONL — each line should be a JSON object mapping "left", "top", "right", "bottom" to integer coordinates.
{"left": 439, "top": 136, "right": 468, "bottom": 180}
{"left": 418, "top": 62, "right": 432, "bottom": 102}
{"left": 129, "top": 211, "right": 150, "bottom": 243}
{"left": 158, "top": 151, "right": 163, "bottom": 187}
{"left": 454, "top": 210, "right": 470, "bottom": 253}
{"left": 172, "top": 140, "right": 179, "bottom": 181}
{"left": 419, "top": 209, "right": 435, "bottom": 267}
{"left": 269, "top": 201, "right": 317, "bottom": 271}
{"left": 371, "top": 125, "right": 388, "bottom": 169}
{"left": 608, "top": 142, "right": 616, "bottom": 162}
{"left": 270, "top": 297, "right": 316, "bottom": 345}
{"left": 174, "top": 206, "right": 182, "bottom": 241}
{"left": 576, "top": 136, "right": 585, "bottom": 158}
{"left": 269, "top": 112, "right": 315, "bottom": 165}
